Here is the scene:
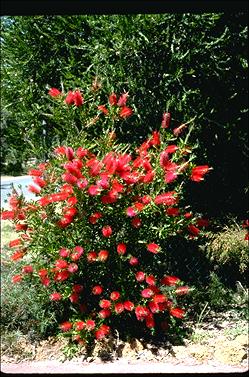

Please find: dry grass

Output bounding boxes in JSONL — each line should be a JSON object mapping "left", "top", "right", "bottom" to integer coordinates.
{"left": 205, "top": 225, "right": 248, "bottom": 274}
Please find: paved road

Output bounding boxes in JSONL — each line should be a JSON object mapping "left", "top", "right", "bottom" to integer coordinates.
{"left": 0, "top": 176, "right": 35, "bottom": 209}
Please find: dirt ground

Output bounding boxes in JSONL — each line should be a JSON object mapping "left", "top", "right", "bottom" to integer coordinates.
{"left": 1, "top": 313, "right": 248, "bottom": 374}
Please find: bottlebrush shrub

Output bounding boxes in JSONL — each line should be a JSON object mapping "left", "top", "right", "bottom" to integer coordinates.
{"left": 1, "top": 90, "right": 212, "bottom": 346}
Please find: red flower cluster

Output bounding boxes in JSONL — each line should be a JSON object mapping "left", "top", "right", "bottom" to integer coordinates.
{"left": 0, "top": 86, "right": 214, "bottom": 348}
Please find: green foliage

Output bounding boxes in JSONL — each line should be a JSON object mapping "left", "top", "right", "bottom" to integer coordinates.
{"left": 1, "top": 14, "right": 248, "bottom": 218}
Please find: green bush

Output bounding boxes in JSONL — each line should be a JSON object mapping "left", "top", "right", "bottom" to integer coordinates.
{"left": 1, "top": 86, "right": 212, "bottom": 346}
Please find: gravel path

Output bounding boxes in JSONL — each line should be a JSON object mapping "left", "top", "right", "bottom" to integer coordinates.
{"left": 1, "top": 359, "right": 247, "bottom": 374}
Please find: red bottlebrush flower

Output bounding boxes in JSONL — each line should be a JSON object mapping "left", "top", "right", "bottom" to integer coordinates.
{"left": 126, "top": 206, "right": 136, "bottom": 217}
{"left": 22, "top": 265, "right": 33, "bottom": 274}
{"left": 74, "top": 90, "right": 84, "bottom": 106}
{"left": 33, "top": 176, "right": 46, "bottom": 188}
{"left": 245, "top": 233, "right": 249, "bottom": 241}
{"left": 98, "top": 105, "right": 109, "bottom": 115}
{"left": 77, "top": 178, "right": 88, "bottom": 189}
{"left": 131, "top": 217, "right": 142, "bottom": 228}
{"left": 154, "top": 191, "right": 178, "bottom": 206}
{"left": 9, "top": 239, "right": 21, "bottom": 248}
{"left": 173, "top": 124, "right": 187, "bottom": 137}
{"left": 112, "top": 179, "right": 124, "bottom": 193}
{"left": 153, "top": 294, "right": 166, "bottom": 303}
{"left": 117, "top": 243, "right": 127, "bottom": 255}
{"left": 141, "top": 195, "right": 152, "bottom": 205}
{"left": 57, "top": 215, "right": 74, "bottom": 228}
{"left": 142, "top": 170, "right": 155, "bottom": 184}
{"left": 184, "top": 212, "right": 193, "bottom": 219}
{"left": 62, "top": 173, "right": 78, "bottom": 185}
{"left": 92, "top": 285, "right": 103, "bottom": 295}
{"left": 97, "top": 175, "right": 109, "bottom": 190}
{"left": 89, "top": 212, "right": 102, "bottom": 224}
{"left": 145, "top": 313, "right": 155, "bottom": 328}
{"left": 147, "top": 243, "right": 160, "bottom": 254}
{"left": 38, "top": 196, "right": 51, "bottom": 207}
{"left": 102, "top": 225, "right": 112, "bottom": 238}
{"left": 109, "top": 92, "right": 117, "bottom": 106}
{"left": 65, "top": 91, "right": 75, "bottom": 105}
{"left": 196, "top": 218, "right": 209, "bottom": 228}
{"left": 175, "top": 286, "right": 190, "bottom": 295}
{"left": 28, "top": 184, "right": 41, "bottom": 194}
{"left": 141, "top": 288, "right": 154, "bottom": 299}
{"left": 123, "top": 301, "right": 134, "bottom": 311}
{"left": 119, "top": 106, "right": 133, "bottom": 118}
{"left": 101, "top": 193, "right": 117, "bottom": 205}
{"left": 54, "top": 270, "right": 70, "bottom": 282}
{"left": 99, "top": 299, "right": 111, "bottom": 309}
{"left": 69, "top": 293, "right": 79, "bottom": 303}
{"left": 60, "top": 321, "right": 72, "bottom": 332}
{"left": 76, "top": 147, "right": 88, "bottom": 159}
{"left": 88, "top": 185, "right": 101, "bottom": 196}
{"left": 8, "top": 195, "right": 20, "bottom": 210}
{"left": 110, "top": 291, "right": 120, "bottom": 301}
{"left": 70, "top": 246, "right": 84, "bottom": 262}
{"left": 55, "top": 259, "right": 68, "bottom": 269}
{"left": 65, "top": 147, "right": 74, "bottom": 160}
{"left": 188, "top": 224, "right": 200, "bottom": 236}
{"left": 41, "top": 277, "right": 50, "bottom": 286}
{"left": 59, "top": 248, "right": 70, "bottom": 258}
{"left": 129, "top": 256, "right": 139, "bottom": 266}
{"left": 12, "top": 274, "right": 22, "bottom": 283}
{"left": 136, "top": 271, "right": 145, "bottom": 282}
{"left": 117, "top": 92, "right": 129, "bottom": 107}
{"left": 38, "top": 268, "right": 48, "bottom": 277}
{"left": 15, "top": 223, "right": 28, "bottom": 231}
{"left": 99, "top": 309, "right": 111, "bottom": 319}
{"left": 134, "top": 202, "right": 145, "bottom": 212}
{"left": 48, "top": 88, "right": 61, "bottom": 97}
{"left": 190, "top": 165, "right": 211, "bottom": 182}
{"left": 63, "top": 207, "right": 77, "bottom": 218}
{"left": 161, "top": 275, "right": 180, "bottom": 286}
{"left": 10, "top": 250, "right": 24, "bottom": 261}
{"left": 166, "top": 145, "right": 178, "bottom": 154}
{"left": 150, "top": 131, "right": 161, "bottom": 146}
{"left": 64, "top": 162, "right": 82, "bottom": 178}
{"left": 145, "top": 275, "right": 156, "bottom": 285}
{"left": 95, "top": 324, "right": 110, "bottom": 340}
{"left": 54, "top": 146, "right": 67, "bottom": 155}
{"left": 165, "top": 171, "right": 178, "bottom": 184}
{"left": 166, "top": 207, "right": 180, "bottom": 216}
{"left": 114, "top": 302, "right": 124, "bottom": 314}
{"left": 68, "top": 263, "right": 78, "bottom": 273}
{"left": 50, "top": 292, "right": 62, "bottom": 301}
{"left": 1, "top": 210, "right": 15, "bottom": 220}
{"left": 161, "top": 112, "right": 171, "bottom": 129}
{"left": 135, "top": 306, "right": 150, "bottom": 321}
{"left": 28, "top": 168, "right": 43, "bottom": 177}
{"left": 75, "top": 321, "right": 86, "bottom": 331}
{"left": 72, "top": 284, "right": 83, "bottom": 293}
{"left": 87, "top": 251, "right": 98, "bottom": 263}
{"left": 98, "top": 249, "right": 109, "bottom": 262}
{"left": 149, "top": 301, "right": 160, "bottom": 313}
{"left": 169, "top": 307, "right": 185, "bottom": 319}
